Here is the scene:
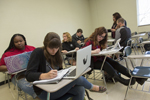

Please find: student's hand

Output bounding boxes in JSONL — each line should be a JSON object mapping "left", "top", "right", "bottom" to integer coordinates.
{"left": 111, "top": 29, "right": 116, "bottom": 32}
{"left": 77, "top": 40, "right": 81, "bottom": 44}
{"left": 40, "top": 70, "right": 57, "bottom": 80}
{"left": 75, "top": 47, "right": 79, "bottom": 51}
{"left": 107, "top": 55, "right": 111, "bottom": 58}
{"left": 62, "top": 50, "right": 68, "bottom": 53}
{"left": 94, "top": 49, "right": 100, "bottom": 54}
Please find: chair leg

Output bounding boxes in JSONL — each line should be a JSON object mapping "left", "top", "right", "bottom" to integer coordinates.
{"left": 17, "top": 89, "right": 20, "bottom": 100}
{"left": 102, "top": 71, "right": 108, "bottom": 94}
{"left": 93, "top": 70, "right": 95, "bottom": 80}
{"left": 124, "top": 77, "right": 132, "bottom": 100}
{"left": 7, "top": 74, "right": 10, "bottom": 88}
{"left": 5, "top": 73, "right": 7, "bottom": 84}
{"left": 24, "top": 93, "right": 28, "bottom": 100}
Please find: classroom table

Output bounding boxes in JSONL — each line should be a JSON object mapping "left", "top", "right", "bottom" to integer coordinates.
{"left": 91, "top": 48, "right": 122, "bottom": 93}
{"left": 107, "top": 39, "right": 115, "bottom": 46}
{"left": 35, "top": 67, "right": 91, "bottom": 100}
{"left": 131, "top": 33, "right": 146, "bottom": 54}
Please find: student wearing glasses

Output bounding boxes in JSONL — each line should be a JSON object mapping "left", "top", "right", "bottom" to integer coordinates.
{"left": 62, "top": 32, "right": 80, "bottom": 65}
{"left": 84, "top": 27, "right": 146, "bottom": 86}
{"left": 26, "top": 32, "right": 106, "bottom": 100}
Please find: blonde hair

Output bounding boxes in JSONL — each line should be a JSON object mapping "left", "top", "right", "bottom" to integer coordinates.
{"left": 62, "top": 32, "right": 72, "bottom": 42}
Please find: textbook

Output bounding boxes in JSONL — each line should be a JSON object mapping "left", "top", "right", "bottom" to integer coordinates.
{"left": 33, "top": 68, "right": 70, "bottom": 84}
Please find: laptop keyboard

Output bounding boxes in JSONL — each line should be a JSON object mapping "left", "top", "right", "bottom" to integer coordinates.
{"left": 66, "top": 69, "right": 76, "bottom": 76}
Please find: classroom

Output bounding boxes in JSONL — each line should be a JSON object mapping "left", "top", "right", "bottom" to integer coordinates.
{"left": 0, "top": 0, "right": 150, "bottom": 100}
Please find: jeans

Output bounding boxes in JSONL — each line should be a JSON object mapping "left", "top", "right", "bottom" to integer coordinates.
{"left": 11, "top": 74, "right": 37, "bottom": 98}
{"left": 38, "top": 76, "right": 93, "bottom": 100}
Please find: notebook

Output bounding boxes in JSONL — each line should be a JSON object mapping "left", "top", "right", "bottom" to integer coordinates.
{"left": 33, "top": 68, "right": 70, "bottom": 84}
{"left": 4, "top": 51, "right": 32, "bottom": 73}
{"left": 102, "top": 38, "right": 122, "bottom": 51}
{"left": 63, "top": 45, "right": 91, "bottom": 79}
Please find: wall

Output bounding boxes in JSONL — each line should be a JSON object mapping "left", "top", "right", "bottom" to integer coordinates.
{"left": 89, "top": 0, "right": 150, "bottom": 34}
{"left": 0, "top": 0, "right": 92, "bottom": 82}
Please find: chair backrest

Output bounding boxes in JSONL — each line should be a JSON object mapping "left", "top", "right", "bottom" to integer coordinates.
{"left": 123, "top": 46, "right": 132, "bottom": 57}
{"left": 147, "top": 32, "right": 150, "bottom": 40}
{"left": 131, "top": 32, "right": 137, "bottom": 36}
{"left": 138, "top": 37, "right": 143, "bottom": 43}
{"left": 144, "top": 44, "right": 150, "bottom": 51}
{"left": 145, "top": 51, "right": 150, "bottom": 55}
{"left": 127, "top": 38, "right": 132, "bottom": 47}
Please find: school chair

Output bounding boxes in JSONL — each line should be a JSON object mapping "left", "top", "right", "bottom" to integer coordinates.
{"left": 132, "top": 37, "right": 143, "bottom": 55}
{"left": 147, "top": 32, "right": 150, "bottom": 41}
{"left": 122, "top": 46, "right": 150, "bottom": 100}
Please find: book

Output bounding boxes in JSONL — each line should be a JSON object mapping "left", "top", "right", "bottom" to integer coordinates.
{"left": 33, "top": 68, "right": 70, "bottom": 84}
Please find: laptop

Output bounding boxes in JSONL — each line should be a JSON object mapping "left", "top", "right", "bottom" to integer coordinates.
{"left": 63, "top": 45, "right": 91, "bottom": 79}
{"left": 4, "top": 51, "right": 32, "bottom": 73}
{"left": 103, "top": 38, "right": 121, "bottom": 51}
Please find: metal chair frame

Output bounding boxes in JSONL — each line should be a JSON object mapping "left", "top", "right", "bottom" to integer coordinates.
{"left": 123, "top": 46, "right": 150, "bottom": 99}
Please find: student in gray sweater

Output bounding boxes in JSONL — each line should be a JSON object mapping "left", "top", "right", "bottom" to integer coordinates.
{"left": 115, "top": 18, "right": 131, "bottom": 52}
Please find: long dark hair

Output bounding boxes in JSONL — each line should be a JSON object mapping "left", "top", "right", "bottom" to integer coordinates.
{"left": 4, "top": 34, "right": 27, "bottom": 53}
{"left": 85, "top": 27, "right": 108, "bottom": 49}
{"left": 43, "top": 32, "right": 63, "bottom": 69}
{"left": 113, "top": 12, "right": 121, "bottom": 25}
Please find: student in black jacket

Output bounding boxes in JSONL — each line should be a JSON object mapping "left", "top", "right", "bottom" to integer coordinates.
{"left": 26, "top": 32, "right": 106, "bottom": 100}
{"left": 62, "top": 32, "right": 80, "bottom": 65}
{"left": 72, "top": 29, "right": 84, "bottom": 46}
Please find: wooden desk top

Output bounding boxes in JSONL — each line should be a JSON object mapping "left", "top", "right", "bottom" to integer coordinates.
{"left": 128, "top": 55, "right": 150, "bottom": 59}
{"left": 107, "top": 39, "right": 115, "bottom": 42}
{"left": 131, "top": 33, "right": 146, "bottom": 38}
{"left": 35, "top": 67, "right": 91, "bottom": 93}
{"left": 91, "top": 49, "right": 121, "bottom": 56}
{"left": 141, "top": 41, "right": 150, "bottom": 44}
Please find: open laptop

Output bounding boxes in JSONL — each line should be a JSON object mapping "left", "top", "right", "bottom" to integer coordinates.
{"left": 4, "top": 51, "right": 32, "bottom": 73}
{"left": 103, "top": 38, "right": 121, "bottom": 51}
{"left": 63, "top": 45, "right": 91, "bottom": 79}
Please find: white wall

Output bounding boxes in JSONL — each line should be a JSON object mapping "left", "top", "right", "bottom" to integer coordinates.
{"left": 89, "top": 0, "right": 150, "bottom": 34}
{"left": 0, "top": 0, "right": 92, "bottom": 82}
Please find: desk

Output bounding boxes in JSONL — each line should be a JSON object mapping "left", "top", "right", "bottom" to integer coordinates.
{"left": 132, "top": 33, "right": 146, "bottom": 54}
{"left": 140, "top": 41, "right": 150, "bottom": 54}
{"left": 35, "top": 67, "right": 91, "bottom": 100}
{"left": 62, "top": 50, "right": 77, "bottom": 67}
{"left": 107, "top": 39, "right": 115, "bottom": 46}
{"left": 107, "top": 39, "right": 115, "bottom": 43}
{"left": 91, "top": 48, "right": 121, "bottom": 93}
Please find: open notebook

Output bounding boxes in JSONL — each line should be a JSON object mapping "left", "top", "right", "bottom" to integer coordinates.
{"left": 33, "top": 68, "right": 70, "bottom": 84}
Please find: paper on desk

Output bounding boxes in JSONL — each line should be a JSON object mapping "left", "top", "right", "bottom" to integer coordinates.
{"left": 33, "top": 68, "right": 70, "bottom": 84}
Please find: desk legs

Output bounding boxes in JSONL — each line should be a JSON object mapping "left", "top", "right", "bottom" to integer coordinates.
{"left": 100, "top": 55, "right": 108, "bottom": 94}
{"left": 47, "top": 92, "right": 50, "bottom": 100}
{"left": 7, "top": 74, "right": 10, "bottom": 88}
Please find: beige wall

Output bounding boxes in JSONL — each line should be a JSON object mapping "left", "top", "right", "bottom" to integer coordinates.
{"left": 0, "top": 0, "right": 92, "bottom": 82}
{"left": 0, "top": 0, "right": 149, "bottom": 82}
{"left": 89, "top": 0, "right": 150, "bottom": 34}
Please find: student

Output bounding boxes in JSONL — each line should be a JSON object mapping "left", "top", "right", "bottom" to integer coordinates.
{"left": 115, "top": 18, "right": 131, "bottom": 50}
{"left": 72, "top": 29, "right": 84, "bottom": 46}
{"left": 26, "top": 32, "right": 106, "bottom": 100}
{"left": 84, "top": 27, "right": 146, "bottom": 86}
{"left": 0, "top": 34, "right": 37, "bottom": 98}
{"left": 62, "top": 32, "right": 80, "bottom": 65}
{"left": 108, "top": 12, "right": 127, "bottom": 39}
{"left": 115, "top": 18, "right": 131, "bottom": 60}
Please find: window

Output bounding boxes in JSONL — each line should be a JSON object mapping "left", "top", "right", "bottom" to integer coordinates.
{"left": 136, "top": 0, "right": 150, "bottom": 26}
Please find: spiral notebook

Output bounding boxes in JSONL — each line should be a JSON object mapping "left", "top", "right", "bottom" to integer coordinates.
{"left": 33, "top": 68, "right": 70, "bottom": 84}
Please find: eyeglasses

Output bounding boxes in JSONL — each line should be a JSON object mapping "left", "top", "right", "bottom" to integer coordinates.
{"left": 99, "top": 35, "right": 105, "bottom": 39}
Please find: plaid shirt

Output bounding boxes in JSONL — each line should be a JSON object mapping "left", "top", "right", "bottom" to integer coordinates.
{"left": 84, "top": 40, "right": 104, "bottom": 62}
